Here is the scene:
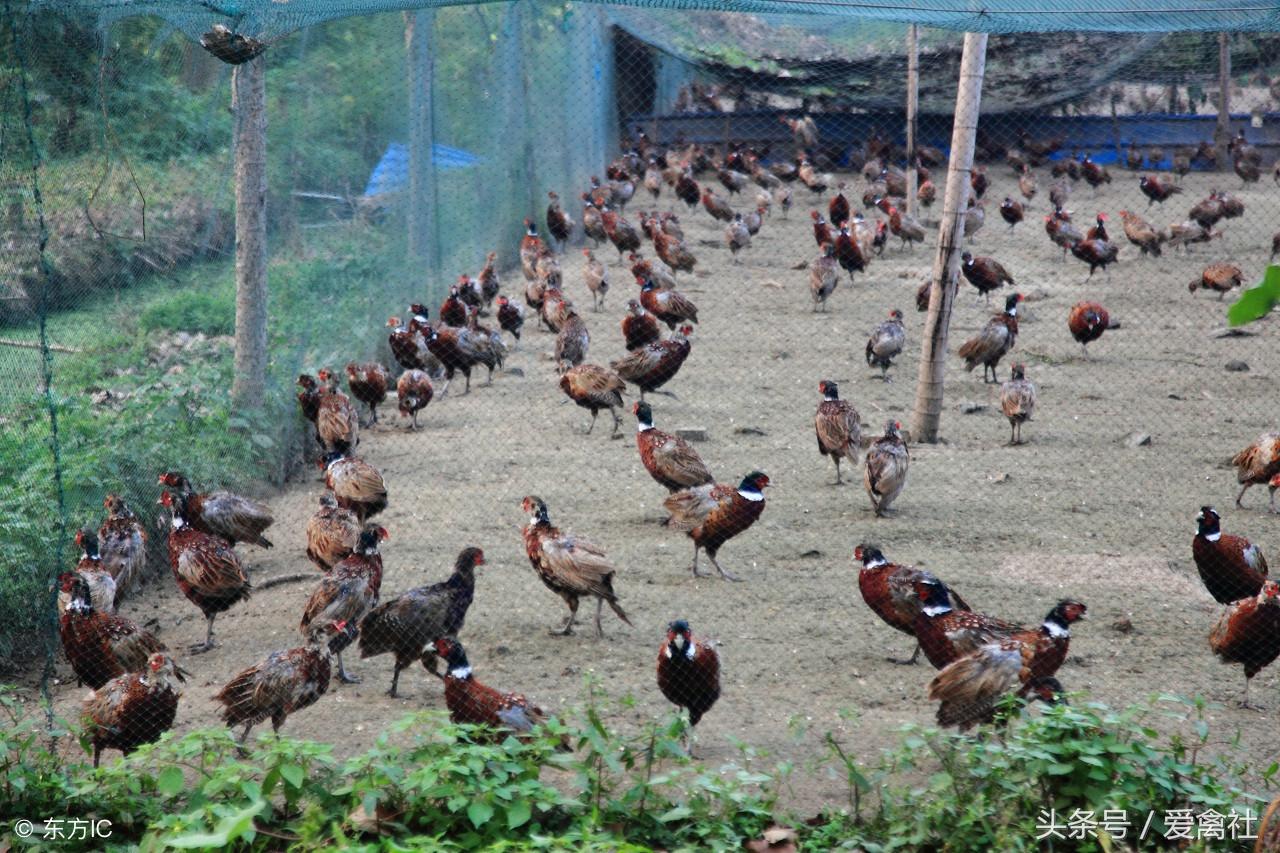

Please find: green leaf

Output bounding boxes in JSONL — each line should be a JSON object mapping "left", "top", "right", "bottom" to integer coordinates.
{"left": 1227, "top": 264, "right": 1280, "bottom": 326}
{"left": 659, "top": 805, "right": 693, "bottom": 823}
{"left": 467, "top": 799, "right": 494, "bottom": 828}
{"left": 506, "top": 799, "right": 532, "bottom": 829}
{"left": 167, "top": 799, "right": 266, "bottom": 849}
{"left": 279, "top": 763, "right": 304, "bottom": 789}
{"left": 157, "top": 766, "right": 185, "bottom": 797}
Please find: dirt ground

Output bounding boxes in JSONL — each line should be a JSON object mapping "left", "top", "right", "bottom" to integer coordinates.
{"left": 29, "top": 163, "right": 1280, "bottom": 811}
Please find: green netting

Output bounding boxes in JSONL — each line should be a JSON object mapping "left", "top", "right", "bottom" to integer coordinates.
{"left": 7, "top": 0, "right": 1280, "bottom": 830}
{"left": 30, "top": 0, "right": 1280, "bottom": 40}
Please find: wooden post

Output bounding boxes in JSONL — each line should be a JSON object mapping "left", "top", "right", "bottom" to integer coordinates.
{"left": 405, "top": 9, "right": 438, "bottom": 267}
{"left": 496, "top": 1, "right": 536, "bottom": 264}
{"left": 910, "top": 32, "right": 987, "bottom": 444}
{"left": 499, "top": 1, "right": 538, "bottom": 225}
{"left": 1215, "top": 32, "right": 1231, "bottom": 169}
{"left": 231, "top": 55, "right": 268, "bottom": 410}
{"left": 905, "top": 24, "right": 919, "bottom": 218}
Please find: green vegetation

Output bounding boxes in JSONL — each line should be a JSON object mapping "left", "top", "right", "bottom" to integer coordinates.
{"left": 0, "top": 9, "right": 424, "bottom": 660}
{"left": 1, "top": 6, "right": 587, "bottom": 668}
{"left": 811, "top": 695, "right": 1267, "bottom": 852}
{"left": 0, "top": 685, "right": 1265, "bottom": 851}
{"left": 0, "top": 222, "right": 413, "bottom": 659}
{"left": 139, "top": 288, "right": 235, "bottom": 337}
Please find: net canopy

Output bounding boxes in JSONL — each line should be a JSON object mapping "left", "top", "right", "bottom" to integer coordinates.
{"left": 28, "top": 0, "right": 1280, "bottom": 44}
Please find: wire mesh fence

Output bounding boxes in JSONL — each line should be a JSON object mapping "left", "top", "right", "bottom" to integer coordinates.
{"left": 5, "top": 0, "right": 1280, "bottom": 833}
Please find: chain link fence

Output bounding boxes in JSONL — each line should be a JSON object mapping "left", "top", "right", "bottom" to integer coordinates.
{"left": 4, "top": 0, "right": 1280, "bottom": 822}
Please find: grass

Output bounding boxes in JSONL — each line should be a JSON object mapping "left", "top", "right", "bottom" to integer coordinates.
{"left": 138, "top": 286, "right": 235, "bottom": 337}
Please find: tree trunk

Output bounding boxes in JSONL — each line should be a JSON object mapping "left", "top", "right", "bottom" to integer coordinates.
{"left": 405, "top": 9, "right": 438, "bottom": 267}
{"left": 910, "top": 32, "right": 987, "bottom": 444}
{"left": 904, "top": 24, "right": 919, "bottom": 219}
{"left": 231, "top": 56, "right": 268, "bottom": 410}
{"left": 1215, "top": 32, "right": 1231, "bottom": 170}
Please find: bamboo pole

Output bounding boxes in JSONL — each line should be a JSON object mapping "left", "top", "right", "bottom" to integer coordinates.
{"left": 910, "top": 32, "right": 987, "bottom": 444}
{"left": 905, "top": 24, "right": 919, "bottom": 218}
{"left": 230, "top": 55, "right": 268, "bottom": 410}
{"left": 1215, "top": 32, "right": 1231, "bottom": 169}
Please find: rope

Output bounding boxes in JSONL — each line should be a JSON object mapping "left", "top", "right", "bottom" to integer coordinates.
{"left": 7, "top": 0, "right": 71, "bottom": 728}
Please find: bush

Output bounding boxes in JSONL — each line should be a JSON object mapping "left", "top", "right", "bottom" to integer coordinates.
{"left": 811, "top": 694, "right": 1269, "bottom": 852}
{"left": 0, "top": 685, "right": 1268, "bottom": 851}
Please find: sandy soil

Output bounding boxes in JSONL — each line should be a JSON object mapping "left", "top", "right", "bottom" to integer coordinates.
{"left": 28, "top": 164, "right": 1280, "bottom": 811}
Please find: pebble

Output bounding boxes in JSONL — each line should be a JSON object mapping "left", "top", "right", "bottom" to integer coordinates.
{"left": 1123, "top": 432, "right": 1152, "bottom": 447}
{"left": 1225, "top": 360, "right": 1249, "bottom": 372}
{"left": 959, "top": 401, "right": 986, "bottom": 414}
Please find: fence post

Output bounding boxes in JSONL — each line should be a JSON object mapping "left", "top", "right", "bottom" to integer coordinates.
{"left": 910, "top": 31, "right": 987, "bottom": 444}
{"left": 499, "top": 0, "right": 538, "bottom": 263}
{"left": 231, "top": 55, "right": 268, "bottom": 409}
{"left": 405, "top": 9, "right": 438, "bottom": 269}
{"left": 905, "top": 23, "right": 919, "bottom": 218}
{"left": 1215, "top": 32, "right": 1231, "bottom": 169}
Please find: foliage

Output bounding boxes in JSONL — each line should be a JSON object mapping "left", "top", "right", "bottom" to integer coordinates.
{"left": 1227, "top": 263, "right": 1280, "bottom": 327}
{"left": 2, "top": 16, "right": 226, "bottom": 164}
{"left": 571, "top": 679, "right": 783, "bottom": 849}
{"left": 265, "top": 14, "right": 407, "bottom": 208}
{"left": 809, "top": 694, "right": 1269, "bottom": 852}
{"left": 0, "top": 690, "right": 778, "bottom": 851}
{"left": 1, "top": 685, "right": 1268, "bottom": 851}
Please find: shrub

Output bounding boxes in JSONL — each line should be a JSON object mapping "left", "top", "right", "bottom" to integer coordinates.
{"left": 0, "top": 686, "right": 1268, "bottom": 852}
{"left": 810, "top": 694, "right": 1269, "bottom": 852}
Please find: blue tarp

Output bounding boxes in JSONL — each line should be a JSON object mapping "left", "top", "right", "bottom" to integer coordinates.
{"left": 363, "top": 142, "right": 480, "bottom": 197}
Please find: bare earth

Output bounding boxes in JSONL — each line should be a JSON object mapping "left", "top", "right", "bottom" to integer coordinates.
{"left": 29, "top": 165, "right": 1280, "bottom": 811}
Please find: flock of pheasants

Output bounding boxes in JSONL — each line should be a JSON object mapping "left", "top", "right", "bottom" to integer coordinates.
{"left": 55, "top": 118, "right": 1280, "bottom": 770}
